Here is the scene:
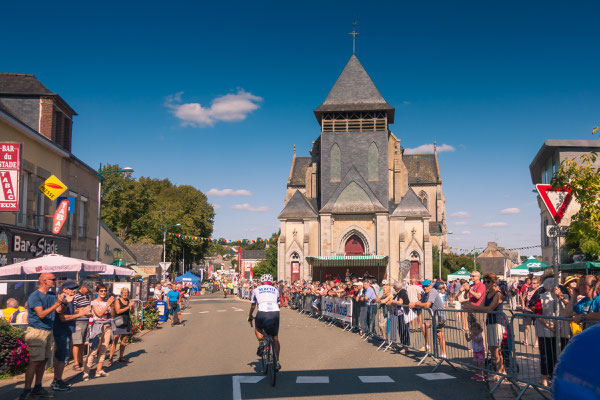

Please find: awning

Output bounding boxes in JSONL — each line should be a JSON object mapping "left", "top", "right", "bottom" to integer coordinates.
{"left": 306, "top": 255, "right": 388, "bottom": 267}
{"left": 529, "top": 261, "right": 600, "bottom": 273}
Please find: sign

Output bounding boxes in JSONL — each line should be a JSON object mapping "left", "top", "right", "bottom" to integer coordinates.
{"left": 52, "top": 200, "right": 69, "bottom": 234}
{"left": 321, "top": 296, "right": 353, "bottom": 323}
{"left": 536, "top": 184, "right": 573, "bottom": 224}
{"left": 292, "top": 262, "right": 300, "bottom": 274}
{"left": 0, "top": 143, "right": 20, "bottom": 211}
{"left": 56, "top": 196, "right": 75, "bottom": 214}
{"left": 546, "top": 225, "right": 569, "bottom": 238}
{"left": 38, "top": 175, "right": 67, "bottom": 201}
{"left": 0, "top": 224, "right": 70, "bottom": 266}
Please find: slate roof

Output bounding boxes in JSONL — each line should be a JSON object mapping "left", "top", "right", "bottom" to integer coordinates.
{"left": 127, "top": 244, "right": 163, "bottom": 266}
{"left": 320, "top": 167, "right": 387, "bottom": 214}
{"left": 429, "top": 221, "right": 444, "bottom": 235}
{"left": 278, "top": 190, "right": 318, "bottom": 219}
{"left": 391, "top": 188, "right": 431, "bottom": 217}
{"left": 403, "top": 154, "right": 440, "bottom": 184}
{"left": 314, "top": 55, "right": 395, "bottom": 123}
{"left": 289, "top": 157, "right": 312, "bottom": 186}
{"left": 0, "top": 73, "right": 54, "bottom": 95}
{"left": 241, "top": 250, "right": 266, "bottom": 260}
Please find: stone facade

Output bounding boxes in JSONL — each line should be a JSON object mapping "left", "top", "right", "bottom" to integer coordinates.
{"left": 278, "top": 55, "right": 447, "bottom": 283}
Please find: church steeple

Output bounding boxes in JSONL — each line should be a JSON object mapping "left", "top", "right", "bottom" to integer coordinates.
{"left": 314, "top": 54, "right": 395, "bottom": 129}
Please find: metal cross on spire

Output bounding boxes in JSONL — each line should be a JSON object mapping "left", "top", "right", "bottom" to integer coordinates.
{"left": 348, "top": 20, "right": 359, "bottom": 54}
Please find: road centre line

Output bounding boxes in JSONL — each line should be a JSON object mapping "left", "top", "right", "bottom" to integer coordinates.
{"left": 198, "top": 311, "right": 209, "bottom": 313}
{"left": 358, "top": 375, "right": 395, "bottom": 383}
{"left": 181, "top": 312, "right": 192, "bottom": 315}
{"left": 296, "top": 376, "right": 330, "bottom": 383}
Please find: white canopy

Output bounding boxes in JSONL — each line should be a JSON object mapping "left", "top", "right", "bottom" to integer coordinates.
{"left": 0, "top": 254, "right": 107, "bottom": 276}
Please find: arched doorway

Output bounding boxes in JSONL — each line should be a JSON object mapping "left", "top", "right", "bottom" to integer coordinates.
{"left": 345, "top": 235, "right": 365, "bottom": 256}
{"left": 290, "top": 252, "right": 300, "bottom": 282}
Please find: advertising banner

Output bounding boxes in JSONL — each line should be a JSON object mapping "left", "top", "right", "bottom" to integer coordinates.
{"left": 0, "top": 224, "right": 70, "bottom": 267}
{"left": 321, "top": 296, "right": 352, "bottom": 323}
{"left": 0, "top": 143, "right": 20, "bottom": 211}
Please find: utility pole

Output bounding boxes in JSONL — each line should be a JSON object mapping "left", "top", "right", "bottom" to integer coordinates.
{"left": 439, "top": 243, "right": 443, "bottom": 280}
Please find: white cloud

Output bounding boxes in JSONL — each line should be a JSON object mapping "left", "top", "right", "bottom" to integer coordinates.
{"left": 499, "top": 207, "right": 520, "bottom": 215}
{"left": 404, "top": 143, "right": 456, "bottom": 155}
{"left": 482, "top": 222, "right": 509, "bottom": 227}
{"left": 165, "top": 89, "right": 263, "bottom": 127}
{"left": 461, "top": 230, "right": 471, "bottom": 235}
{"left": 231, "top": 203, "right": 269, "bottom": 212}
{"left": 454, "top": 221, "right": 468, "bottom": 226}
{"left": 450, "top": 211, "right": 471, "bottom": 218}
{"left": 206, "top": 188, "right": 252, "bottom": 197}
{"left": 211, "top": 204, "right": 221, "bottom": 210}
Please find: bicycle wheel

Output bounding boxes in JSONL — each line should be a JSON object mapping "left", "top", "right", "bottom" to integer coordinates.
{"left": 269, "top": 340, "right": 277, "bottom": 386}
{"left": 261, "top": 343, "right": 269, "bottom": 375}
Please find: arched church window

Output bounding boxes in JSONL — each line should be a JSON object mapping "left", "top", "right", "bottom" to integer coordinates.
{"left": 330, "top": 144, "right": 341, "bottom": 182}
{"left": 368, "top": 142, "right": 379, "bottom": 181}
{"left": 291, "top": 252, "right": 300, "bottom": 260}
{"left": 418, "top": 190, "right": 428, "bottom": 209}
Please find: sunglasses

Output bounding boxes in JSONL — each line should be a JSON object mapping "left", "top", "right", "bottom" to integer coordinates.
{"left": 483, "top": 280, "right": 492, "bottom": 283}
{"left": 46, "top": 278, "right": 57, "bottom": 281}
{"left": 98, "top": 290, "right": 107, "bottom": 292}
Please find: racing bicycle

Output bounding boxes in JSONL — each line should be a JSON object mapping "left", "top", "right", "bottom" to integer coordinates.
{"left": 249, "top": 317, "right": 277, "bottom": 386}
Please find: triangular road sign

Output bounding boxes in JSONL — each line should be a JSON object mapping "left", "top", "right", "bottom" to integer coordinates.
{"left": 536, "top": 184, "right": 573, "bottom": 224}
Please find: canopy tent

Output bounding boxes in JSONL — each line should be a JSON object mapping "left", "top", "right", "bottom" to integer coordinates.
{"left": 529, "top": 261, "right": 600, "bottom": 274}
{"left": 0, "top": 254, "right": 107, "bottom": 277}
{"left": 100, "top": 264, "right": 135, "bottom": 277}
{"left": 447, "top": 267, "right": 471, "bottom": 281}
{"left": 508, "top": 257, "right": 546, "bottom": 276}
{"left": 174, "top": 271, "right": 201, "bottom": 283}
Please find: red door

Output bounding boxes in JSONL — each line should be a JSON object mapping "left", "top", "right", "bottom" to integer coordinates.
{"left": 410, "top": 261, "right": 420, "bottom": 280}
{"left": 345, "top": 235, "right": 365, "bottom": 256}
{"left": 291, "top": 262, "right": 300, "bottom": 282}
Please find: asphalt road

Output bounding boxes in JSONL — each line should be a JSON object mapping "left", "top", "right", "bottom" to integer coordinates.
{"left": 9, "top": 293, "right": 492, "bottom": 400}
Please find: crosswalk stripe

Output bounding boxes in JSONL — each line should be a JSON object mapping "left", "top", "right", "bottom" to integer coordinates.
{"left": 416, "top": 373, "right": 456, "bottom": 380}
{"left": 296, "top": 376, "right": 329, "bottom": 384}
{"left": 358, "top": 376, "right": 394, "bottom": 383}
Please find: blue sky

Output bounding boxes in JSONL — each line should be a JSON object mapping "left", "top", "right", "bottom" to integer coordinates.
{"left": 3, "top": 1, "right": 599, "bottom": 255}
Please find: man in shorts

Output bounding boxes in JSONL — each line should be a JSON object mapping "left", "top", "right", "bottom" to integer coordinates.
{"left": 167, "top": 283, "right": 184, "bottom": 326}
{"left": 409, "top": 280, "right": 447, "bottom": 356}
{"left": 20, "top": 273, "right": 73, "bottom": 400}
{"left": 72, "top": 282, "right": 92, "bottom": 371}
{"left": 248, "top": 274, "right": 281, "bottom": 370}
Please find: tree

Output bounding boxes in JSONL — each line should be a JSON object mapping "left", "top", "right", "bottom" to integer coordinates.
{"left": 433, "top": 246, "right": 480, "bottom": 280}
{"left": 250, "top": 235, "right": 278, "bottom": 279}
{"left": 552, "top": 128, "right": 600, "bottom": 260}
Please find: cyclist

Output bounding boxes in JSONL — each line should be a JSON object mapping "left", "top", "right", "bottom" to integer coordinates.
{"left": 248, "top": 274, "right": 281, "bottom": 370}
{"left": 227, "top": 281, "right": 234, "bottom": 295}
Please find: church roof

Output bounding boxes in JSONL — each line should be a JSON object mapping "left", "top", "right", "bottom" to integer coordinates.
{"left": 320, "top": 166, "right": 388, "bottom": 214}
{"left": 314, "top": 55, "right": 394, "bottom": 123}
{"left": 289, "top": 157, "right": 311, "bottom": 187}
{"left": 278, "top": 190, "right": 318, "bottom": 219}
{"left": 391, "top": 188, "right": 431, "bottom": 217}
{"left": 403, "top": 154, "right": 440, "bottom": 184}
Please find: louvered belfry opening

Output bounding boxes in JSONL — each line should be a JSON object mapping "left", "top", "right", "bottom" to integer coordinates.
{"left": 321, "top": 111, "right": 387, "bottom": 133}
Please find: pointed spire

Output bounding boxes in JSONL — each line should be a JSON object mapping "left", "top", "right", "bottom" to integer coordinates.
{"left": 434, "top": 140, "right": 437, "bottom": 154}
{"left": 293, "top": 144, "right": 296, "bottom": 157}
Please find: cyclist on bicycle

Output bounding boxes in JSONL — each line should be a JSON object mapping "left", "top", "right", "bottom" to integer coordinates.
{"left": 248, "top": 274, "right": 281, "bottom": 370}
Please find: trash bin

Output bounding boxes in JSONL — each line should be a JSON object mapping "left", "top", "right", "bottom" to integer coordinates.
{"left": 155, "top": 301, "right": 168, "bottom": 322}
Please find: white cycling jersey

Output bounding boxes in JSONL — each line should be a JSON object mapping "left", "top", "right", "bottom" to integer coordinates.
{"left": 251, "top": 285, "right": 280, "bottom": 312}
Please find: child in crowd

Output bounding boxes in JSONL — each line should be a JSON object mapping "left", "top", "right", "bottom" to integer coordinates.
{"left": 466, "top": 321, "right": 485, "bottom": 381}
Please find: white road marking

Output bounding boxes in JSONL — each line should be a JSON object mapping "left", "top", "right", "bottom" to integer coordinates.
{"left": 232, "top": 375, "right": 265, "bottom": 400}
{"left": 182, "top": 312, "right": 192, "bottom": 315}
{"left": 358, "top": 376, "right": 395, "bottom": 383}
{"left": 198, "top": 311, "right": 209, "bottom": 314}
{"left": 296, "top": 376, "right": 330, "bottom": 383}
{"left": 217, "top": 310, "right": 227, "bottom": 312}
{"left": 232, "top": 307, "right": 244, "bottom": 311}
{"left": 416, "top": 372, "right": 456, "bottom": 380}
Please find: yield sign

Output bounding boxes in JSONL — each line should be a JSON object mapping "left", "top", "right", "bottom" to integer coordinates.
{"left": 536, "top": 184, "right": 573, "bottom": 224}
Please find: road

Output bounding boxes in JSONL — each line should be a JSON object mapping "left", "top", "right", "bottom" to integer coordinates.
{"left": 19, "top": 294, "right": 492, "bottom": 400}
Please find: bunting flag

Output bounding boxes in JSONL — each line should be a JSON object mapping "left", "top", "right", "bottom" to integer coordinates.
{"left": 447, "top": 244, "right": 541, "bottom": 254}
{"left": 166, "top": 232, "right": 278, "bottom": 244}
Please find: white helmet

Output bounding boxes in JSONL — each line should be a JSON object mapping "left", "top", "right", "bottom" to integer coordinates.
{"left": 260, "top": 274, "right": 274, "bottom": 284}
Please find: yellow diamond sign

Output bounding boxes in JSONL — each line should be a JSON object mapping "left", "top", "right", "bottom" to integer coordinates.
{"left": 39, "top": 175, "right": 67, "bottom": 200}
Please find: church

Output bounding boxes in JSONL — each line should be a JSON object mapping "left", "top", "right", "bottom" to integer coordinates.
{"left": 277, "top": 53, "right": 448, "bottom": 283}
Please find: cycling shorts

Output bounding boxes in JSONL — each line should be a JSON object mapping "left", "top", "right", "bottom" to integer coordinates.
{"left": 255, "top": 311, "right": 280, "bottom": 337}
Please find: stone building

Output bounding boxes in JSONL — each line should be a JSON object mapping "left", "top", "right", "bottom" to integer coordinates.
{"left": 277, "top": 55, "right": 447, "bottom": 283}
{"left": 529, "top": 139, "right": 600, "bottom": 265}
{"left": 477, "top": 242, "right": 520, "bottom": 279}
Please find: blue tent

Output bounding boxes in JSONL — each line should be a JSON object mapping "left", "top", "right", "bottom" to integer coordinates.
{"left": 174, "top": 271, "right": 201, "bottom": 284}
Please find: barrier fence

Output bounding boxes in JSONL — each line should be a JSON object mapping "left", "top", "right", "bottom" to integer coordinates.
{"left": 289, "top": 294, "right": 596, "bottom": 400}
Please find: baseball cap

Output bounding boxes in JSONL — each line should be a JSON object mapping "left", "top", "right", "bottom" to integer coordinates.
{"left": 334, "top": 279, "right": 340, "bottom": 283}
{"left": 421, "top": 279, "right": 432, "bottom": 287}
{"left": 60, "top": 281, "right": 79, "bottom": 291}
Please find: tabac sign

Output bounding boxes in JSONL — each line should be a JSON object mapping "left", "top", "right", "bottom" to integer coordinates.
{"left": 0, "top": 143, "right": 21, "bottom": 211}
{"left": 38, "top": 175, "right": 67, "bottom": 201}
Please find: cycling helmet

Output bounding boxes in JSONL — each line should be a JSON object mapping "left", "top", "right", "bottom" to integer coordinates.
{"left": 260, "top": 274, "right": 274, "bottom": 284}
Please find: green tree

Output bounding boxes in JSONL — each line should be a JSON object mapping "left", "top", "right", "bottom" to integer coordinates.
{"left": 433, "top": 246, "right": 480, "bottom": 280}
{"left": 552, "top": 128, "right": 600, "bottom": 260}
{"left": 250, "top": 235, "right": 278, "bottom": 279}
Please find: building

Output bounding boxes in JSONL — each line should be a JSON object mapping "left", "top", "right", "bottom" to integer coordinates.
{"left": 277, "top": 54, "right": 447, "bottom": 283}
{"left": 0, "top": 73, "right": 99, "bottom": 264}
{"left": 127, "top": 244, "right": 163, "bottom": 282}
{"left": 99, "top": 221, "right": 137, "bottom": 267}
{"left": 240, "top": 249, "right": 265, "bottom": 279}
{"left": 529, "top": 139, "right": 600, "bottom": 265}
{"left": 477, "top": 242, "right": 520, "bottom": 279}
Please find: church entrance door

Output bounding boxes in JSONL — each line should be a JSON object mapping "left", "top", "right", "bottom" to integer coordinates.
{"left": 344, "top": 235, "right": 365, "bottom": 256}
{"left": 291, "top": 261, "right": 300, "bottom": 282}
{"left": 410, "top": 261, "right": 420, "bottom": 280}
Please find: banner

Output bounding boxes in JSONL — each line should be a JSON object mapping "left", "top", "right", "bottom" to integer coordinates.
{"left": 321, "top": 296, "right": 352, "bottom": 323}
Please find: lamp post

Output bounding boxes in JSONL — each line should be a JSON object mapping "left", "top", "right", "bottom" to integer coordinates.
{"left": 162, "top": 223, "right": 181, "bottom": 263}
{"left": 95, "top": 163, "right": 134, "bottom": 261}
{"left": 434, "top": 231, "right": 452, "bottom": 280}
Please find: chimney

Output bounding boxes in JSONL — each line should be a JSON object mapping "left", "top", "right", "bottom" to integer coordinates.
{"left": 38, "top": 98, "right": 54, "bottom": 140}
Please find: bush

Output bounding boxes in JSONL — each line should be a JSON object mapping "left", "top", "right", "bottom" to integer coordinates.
{"left": 130, "top": 300, "right": 160, "bottom": 333}
{"left": 0, "top": 320, "right": 29, "bottom": 376}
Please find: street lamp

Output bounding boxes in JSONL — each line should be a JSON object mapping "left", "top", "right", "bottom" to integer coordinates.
{"left": 162, "top": 223, "right": 182, "bottom": 263}
{"left": 95, "top": 163, "right": 134, "bottom": 261}
{"left": 434, "top": 231, "right": 452, "bottom": 280}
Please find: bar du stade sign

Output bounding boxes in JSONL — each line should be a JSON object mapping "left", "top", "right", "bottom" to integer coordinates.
{"left": 321, "top": 296, "right": 353, "bottom": 323}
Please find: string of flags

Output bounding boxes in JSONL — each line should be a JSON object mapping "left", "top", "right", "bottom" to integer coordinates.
{"left": 448, "top": 244, "right": 541, "bottom": 254}
{"left": 505, "top": 245, "right": 541, "bottom": 251}
{"left": 166, "top": 232, "right": 278, "bottom": 244}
